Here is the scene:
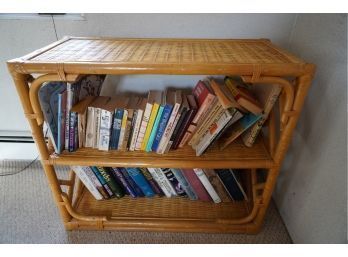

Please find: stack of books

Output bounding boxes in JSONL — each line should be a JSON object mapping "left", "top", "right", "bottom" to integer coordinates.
{"left": 72, "top": 166, "right": 249, "bottom": 203}
{"left": 39, "top": 75, "right": 281, "bottom": 156}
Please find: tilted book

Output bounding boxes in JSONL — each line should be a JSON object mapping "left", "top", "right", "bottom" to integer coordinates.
{"left": 171, "top": 169, "right": 198, "bottom": 200}
{"left": 71, "top": 166, "right": 103, "bottom": 200}
{"left": 162, "top": 168, "right": 186, "bottom": 197}
{"left": 125, "top": 168, "right": 155, "bottom": 197}
{"left": 97, "top": 167, "right": 125, "bottom": 198}
{"left": 139, "top": 168, "right": 164, "bottom": 196}
{"left": 109, "top": 167, "right": 137, "bottom": 198}
{"left": 193, "top": 168, "right": 221, "bottom": 203}
{"left": 242, "top": 84, "right": 282, "bottom": 147}
{"left": 216, "top": 169, "right": 247, "bottom": 201}
{"left": 202, "top": 169, "right": 231, "bottom": 202}
{"left": 119, "top": 167, "right": 145, "bottom": 197}
{"left": 181, "top": 169, "right": 211, "bottom": 201}
{"left": 147, "top": 168, "right": 177, "bottom": 197}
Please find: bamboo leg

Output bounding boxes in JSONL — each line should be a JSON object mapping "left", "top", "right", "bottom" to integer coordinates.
{"left": 252, "top": 66, "right": 315, "bottom": 231}
{"left": 8, "top": 70, "right": 72, "bottom": 224}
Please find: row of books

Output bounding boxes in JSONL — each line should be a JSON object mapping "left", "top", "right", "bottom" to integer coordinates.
{"left": 72, "top": 166, "right": 248, "bottom": 203}
{"left": 39, "top": 75, "right": 281, "bottom": 156}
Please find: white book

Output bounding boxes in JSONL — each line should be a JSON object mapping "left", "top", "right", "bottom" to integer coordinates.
{"left": 98, "top": 109, "right": 113, "bottom": 151}
{"left": 85, "top": 107, "right": 95, "bottom": 148}
{"left": 195, "top": 109, "right": 235, "bottom": 156}
{"left": 156, "top": 102, "right": 181, "bottom": 154}
{"left": 147, "top": 168, "right": 177, "bottom": 197}
{"left": 135, "top": 102, "right": 153, "bottom": 150}
{"left": 129, "top": 109, "right": 143, "bottom": 151}
{"left": 193, "top": 168, "right": 221, "bottom": 203}
{"left": 94, "top": 108, "right": 102, "bottom": 148}
{"left": 71, "top": 166, "right": 103, "bottom": 200}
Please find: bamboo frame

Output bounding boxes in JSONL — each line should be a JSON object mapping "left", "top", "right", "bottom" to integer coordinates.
{"left": 7, "top": 37, "right": 315, "bottom": 234}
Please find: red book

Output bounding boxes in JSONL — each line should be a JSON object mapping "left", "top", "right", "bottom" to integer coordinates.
{"left": 178, "top": 80, "right": 216, "bottom": 148}
{"left": 181, "top": 169, "right": 211, "bottom": 202}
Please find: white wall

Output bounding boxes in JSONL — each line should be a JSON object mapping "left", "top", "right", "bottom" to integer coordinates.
{"left": 273, "top": 14, "right": 347, "bottom": 243}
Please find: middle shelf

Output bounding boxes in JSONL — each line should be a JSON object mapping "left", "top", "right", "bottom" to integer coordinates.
{"left": 46, "top": 136, "right": 273, "bottom": 169}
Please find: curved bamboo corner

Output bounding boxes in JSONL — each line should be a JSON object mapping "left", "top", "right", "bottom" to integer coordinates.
{"left": 7, "top": 37, "right": 315, "bottom": 233}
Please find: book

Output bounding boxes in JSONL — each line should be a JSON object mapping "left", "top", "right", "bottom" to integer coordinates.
{"left": 109, "top": 167, "right": 137, "bottom": 198}
{"left": 38, "top": 81, "right": 67, "bottom": 153}
{"left": 193, "top": 168, "right": 221, "bottom": 203}
{"left": 125, "top": 168, "right": 155, "bottom": 197}
{"left": 219, "top": 113, "right": 262, "bottom": 150}
{"left": 141, "top": 91, "right": 162, "bottom": 150}
{"left": 139, "top": 168, "right": 164, "bottom": 196}
{"left": 118, "top": 109, "right": 128, "bottom": 150}
{"left": 242, "top": 84, "right": 282, "bottom": 147}
{"left": 161, "top": 168, "right": 186, "bottom": 197}
{"left": 202, "top": 169, "right": 231, "bottom": 202}
{"left": 172, "top": 95, "right": 198, "bottom": 150}
{"left": 181, "top": 169, "right": 211, "bottom": 201}
{"left": 119, "top": 167, "right": 145, "bottom": 197}
{"left": 85, "top": 96, "right": 110, "bottom": 148}
{"left": 157, "top": 90, "right": 182, "bottom": 154}
{"left": 71, "top": 166, "right": 103, "bottom": 200}
{"left": 135, "top": 90, "right": 161, "bottom": 150}
{"left": 224, "top": 77, "right": 263, "bottom": 114}
{"left": 129, "top": 97, "right": 147, "bottom": 151}
{"left": 171, "top": 169, "right": 198, "bottom": 200}
{"left": 57, "top": 89, "right": 67, "bottom": 154}
{"left": 121, "top": 96, "right": 140, "bottom": 151}
{"left": 96, "top": 167, "right": 125, "bottom": 198}
{"left": 216, "top": 169, "right": 247, "bottom": 201}
{"left": 110, "top": 108, "right": 124, "bottom": 150}
{"left": 147, "top": 168, "right": 177, "bottom": 197}
{"left": 179, "top": 80, "right": 216, "bottom": 147}
{"left": 64, "top": 83, "right": 78, "bottom": 151}
{"left": 90, "top": 166, "right": 114, "bottom": 198}
{"left": 145, "top": 105, "right": 164, "bottom": 152}
{"left": 151, "top": 90, "right": 174, "bottom": 152}
{"left": 68, "top": 96, "right": 96, "bottom": 151}
{"left": 72, "top": 75, "right": 105, "bottom": 101}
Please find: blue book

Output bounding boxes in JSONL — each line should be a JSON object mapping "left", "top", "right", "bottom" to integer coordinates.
{"left": 151, "top": 104, "right": 172, "bottom": 151}
{"left": 68, "top": 112, "right": 77, "bottom": 152}
{"left": 119, "top": 167, "right": 144, "bottom": 197}
{"left": 125, "top": 168, "right": 155, "bottom": 197}
{"left": 146, "top": 105, "right": 164, "bottom": 152}
{"left": 110, "top": 108, "right": 124, "bottom": 150}
{"left": 90, "top": 166, "right": 114, "bottom": 198}
{"left": 109, "top": 167, "right": 137, "bottom": 198}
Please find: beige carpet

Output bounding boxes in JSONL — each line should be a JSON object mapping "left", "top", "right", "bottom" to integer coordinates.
{"left": 0, "top": 160, "right": 292, "bottom": 243}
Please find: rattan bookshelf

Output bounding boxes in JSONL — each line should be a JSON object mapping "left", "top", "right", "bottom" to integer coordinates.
{"left": 7, "top": 37, "right": 315, "bottom": 233}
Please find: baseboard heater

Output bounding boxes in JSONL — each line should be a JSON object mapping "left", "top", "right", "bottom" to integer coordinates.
{"left": 0, "top": 131, "right": 37, "bottom": 143}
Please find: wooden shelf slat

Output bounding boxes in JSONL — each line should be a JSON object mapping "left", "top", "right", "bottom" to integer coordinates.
{"left": 47, "top": 137, "right": 274, "bottom": 169}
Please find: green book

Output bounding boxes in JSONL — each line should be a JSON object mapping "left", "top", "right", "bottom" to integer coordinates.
{"left": 146, "top": 105, "right": 164, "bottom": 152}
{"left": 96, "top": 167, "right": 125, "bottom": 198}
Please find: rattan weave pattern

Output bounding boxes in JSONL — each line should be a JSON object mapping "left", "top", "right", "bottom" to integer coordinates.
{"left": 29, "top": 38, "right": 303, "bottom": 64}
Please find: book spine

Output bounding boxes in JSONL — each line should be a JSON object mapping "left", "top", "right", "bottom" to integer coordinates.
{"left": 68, "top": 112, "right": 77, "bottom": 152}
{"left": 90, "top": 166, "right": 114, "bottom": 197}
{"left": 110, "top": 108, "right": 123, "bottom": 150}
{"left": 151, "top": 105, "right": 172, "bottom": 151}
{"left": 125, "top": 168, "right": 155, "bottom": 197}
{"left": 216, "top": 169, "right": 245, "bottom": 201}
{"left": 72, "top": 166, "right": 103, "bottom": 200}
{"left": 195, "top": 110, "right": 232, "bottom": 156}
{"left": 146, "top": 106, "right": 163, "bottom": 152}
{"left": 179, "top": 94, "right": 215, "bottom": 147}
{"left": 167, "top": 108, "right": 188, "bottom": 151}
{"left": 80, "top": 166, "right": 109, "bottom": 199}
{"left": 242, "top": 87, "right": 281, "bottom": 147}
{"left": 162, "top": 168, "right": 186, "bottom": 197}
{"left": 193, "top": 168, "right": 221, "bottom": 203}
{"left": 129, "top": 109, "right": 143, "bottom": 151}
{"left": 171, "top": 169, "right": 198, "bottom": 200}
{"left": 164, "top": 111, "right": 182, "bottom": 153}
{"left": 97, "top": 167, "right": 125, "bottom": 198}
{"left": 119, "top": 167, "right": 144, "bottom": 197}
{"left": 64, "top": 84, "right": 72, "bottom": 150}
{"left": 141, "top": 103, "right": 159, "bottom": 150}
{"left": 98, "top": 110, "right": 113, "bottom": 151}
{"left": 135, "top": 103, "right": 153, "bottom": 150}
{"left": 121, "top": 112, "right": 133, "bottom": 151}
{"left": 180, "top": 169, "right": 211, "bottom": 201}
{"left": 147, "top": 168, "right": 176, "bottom": 197}
{"left": 85, "top": 107, "right": 95, "bottom": 148}
{"left": 109, "top": 167, "right": 137, "bottom": 198}
{"left": 127, "top": 110, "right": 138, "bottom": 150}
{"left": 57, "top": 93, "right": 63, "bottom": 154}
{"left": 139, "top": 168, "right": 164, "bottom": 196}
{"left": 118, "top": 109, "right": 128, "bottom": 150}
{"left": 94, "top": 108, "right": 101, "bottom": 148}
{"left": 172, "top": 108, "right": 197, "bottom": 149}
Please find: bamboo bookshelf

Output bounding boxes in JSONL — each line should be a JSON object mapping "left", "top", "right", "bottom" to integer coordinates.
{"left": 7, "top": 37, "right": 315, "bottom": 233}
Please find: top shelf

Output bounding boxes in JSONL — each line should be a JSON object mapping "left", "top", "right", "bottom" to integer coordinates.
{"left": 7, "top": 37, "right": 310, "bottom": 76}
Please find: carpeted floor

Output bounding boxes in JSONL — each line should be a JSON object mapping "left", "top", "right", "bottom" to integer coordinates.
{"left": 0, "top": 160, "right": 292, "bottom": 243}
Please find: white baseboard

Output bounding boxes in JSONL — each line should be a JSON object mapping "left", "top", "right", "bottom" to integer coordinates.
{"left": 0, "top": 142, "right": 39, "bottom": 160}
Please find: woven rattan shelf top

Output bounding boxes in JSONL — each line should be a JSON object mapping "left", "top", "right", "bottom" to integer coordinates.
{"left": 47, "top": 137, "right": 273, "bottom": 169}
{"left": 8, "top": 36, "right": 309, "bottom": 76}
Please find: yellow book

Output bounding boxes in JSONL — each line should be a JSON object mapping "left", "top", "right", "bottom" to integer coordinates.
{"left": 141, "top": 103, "right": 159, "bottom": 150}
